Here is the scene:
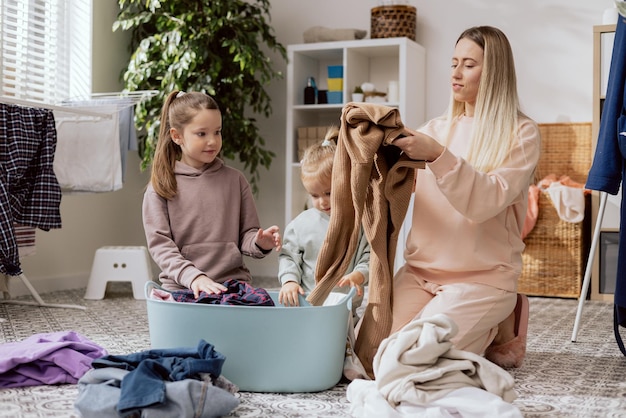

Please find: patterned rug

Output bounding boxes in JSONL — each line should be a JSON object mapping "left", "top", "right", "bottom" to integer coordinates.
{"left": 1, "top": 283, "right": 625, "bottom": 418}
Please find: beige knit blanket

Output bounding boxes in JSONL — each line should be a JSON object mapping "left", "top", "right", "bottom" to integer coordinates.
{"left": 307, "top": 102, "right": 424, "bottom": 377}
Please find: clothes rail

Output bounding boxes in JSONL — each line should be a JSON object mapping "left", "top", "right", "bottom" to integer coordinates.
{"left": 69, "top": 90, "right": 159, "bottom": 106}
{"left": 0, "top": 96, "right": 112, "bottom": 119}
{"left": 91, "top": 89, "right": 158, "bottom": 98}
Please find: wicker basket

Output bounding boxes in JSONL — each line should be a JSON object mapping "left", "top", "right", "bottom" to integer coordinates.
{"left": 518, "top": 122, "right": 592, "bottom": 298}
{"left": 370, "top": 5, "right": 416, "bottom": 41}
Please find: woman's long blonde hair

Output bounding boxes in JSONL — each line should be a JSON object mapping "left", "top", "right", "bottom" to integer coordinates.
{"left": 444, "top": 26, "right": 527, "bottom": 173}
{"left": 150, "top": 91, "right": 220, "bottom": 200}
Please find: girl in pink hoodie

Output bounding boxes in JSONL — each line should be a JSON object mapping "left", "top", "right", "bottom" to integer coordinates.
{"left": 142, "top": 91, "right": 281, "bottom": 298}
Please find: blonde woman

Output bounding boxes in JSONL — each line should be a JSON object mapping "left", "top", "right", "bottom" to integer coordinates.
{"left": 391, "top": 26, "right": 539, "bottom": 368}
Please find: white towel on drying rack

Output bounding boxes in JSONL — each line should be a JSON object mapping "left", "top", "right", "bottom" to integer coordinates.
{"left": 61, "top": 98, "right": 138, "bottom": 182}
{"left": 53, "top": 106, "right": 122, "bottom": 193}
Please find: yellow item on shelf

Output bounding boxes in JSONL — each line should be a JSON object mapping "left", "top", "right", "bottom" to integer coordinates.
{"left": 327, "top": 78, "right": 343, "bottom": 91}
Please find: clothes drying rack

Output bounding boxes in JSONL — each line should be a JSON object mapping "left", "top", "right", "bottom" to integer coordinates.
{"left": 0, "top": 90, "right": 159, "bottom": 115}
{"left": 90, "top": 90, "right": 158, "bottom": 100}
{"left": 62, "top": 90, "right": 158, "bottom": 107}
{"left": 0, "top": 91, "right": 158, "bottom": 315}
{"left": 571, "top": 191, "right": 609, "bottom": 341}
{"left": 0, "top": 96, "right": 112, "bottom": 118}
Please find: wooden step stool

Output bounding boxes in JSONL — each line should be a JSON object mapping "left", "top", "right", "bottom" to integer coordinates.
{"left": 84, "top": 246, "right": 153, "bottom": 300}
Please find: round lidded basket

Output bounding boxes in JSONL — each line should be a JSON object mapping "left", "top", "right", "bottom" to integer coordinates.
{"left": 370, "top": 5, "right": 417, "bottom": 41}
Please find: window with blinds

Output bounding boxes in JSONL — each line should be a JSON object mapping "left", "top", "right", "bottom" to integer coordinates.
{"left": 0, "top": 0, "right": 91, "bottom": 104}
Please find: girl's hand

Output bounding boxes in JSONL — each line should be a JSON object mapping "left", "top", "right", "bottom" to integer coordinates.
{"left": 392, "top": 127, "right": 445, "bottom": 162}
{"left": 279, "top": 281, "right": 305, "bottom": 307}
{"left": 337, "top": 271, "right": 365, "bottom": 297}
{"left": 190, "top": 275, "right": 227, "bottom": 298}
{"left": 256, "top": 225, "right": 282, "bottom": 251}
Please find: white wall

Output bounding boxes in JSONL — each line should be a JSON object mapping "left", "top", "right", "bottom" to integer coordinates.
{"left": 13, "top": 0, "right": 617, "bottom": 295}
{"left": 269, "top": 0, "right": 614, "bottom": 122}
{"left": 245, "top": 0, "right": 617, "bottom": 279}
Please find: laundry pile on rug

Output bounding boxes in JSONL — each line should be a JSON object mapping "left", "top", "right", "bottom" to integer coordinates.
{"left": 0, "top": 331, "right": 239, "bottom": 417}
{"left": 0, "top": 331, "right": 105, "bottom": 387}
{"left": 75, "top": 339, "right": 239, "bottom": 417}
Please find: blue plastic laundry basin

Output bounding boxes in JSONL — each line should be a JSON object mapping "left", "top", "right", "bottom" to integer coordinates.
{"left": 145, "top": 281, "right": 353, "bottom": 393}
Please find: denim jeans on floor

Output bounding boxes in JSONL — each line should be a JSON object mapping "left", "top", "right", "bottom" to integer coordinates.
{"left": 91, "top": 339, "right": 226, "bottom": 415}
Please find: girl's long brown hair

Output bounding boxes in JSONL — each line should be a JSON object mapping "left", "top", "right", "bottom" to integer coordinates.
{"left": 150, "top": 91, "right": 220, "bottom": 200}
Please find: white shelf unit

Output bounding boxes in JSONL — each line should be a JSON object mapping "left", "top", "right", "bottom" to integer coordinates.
{"left": 284, "top": 37, "right": 426, "bottom": 224}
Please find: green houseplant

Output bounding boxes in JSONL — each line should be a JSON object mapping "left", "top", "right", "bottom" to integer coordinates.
{"left": 113, "top": 0, "right": 287, "bottom": 192}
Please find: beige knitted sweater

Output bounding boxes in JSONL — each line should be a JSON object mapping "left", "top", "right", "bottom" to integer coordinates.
{"left": 307, "top": 102, "right": 424, "bottom": 377}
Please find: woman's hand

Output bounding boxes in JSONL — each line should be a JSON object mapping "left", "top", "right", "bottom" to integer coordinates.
{"left": 278, "top": 281, "right": 305, "bottom": 307}
{"left": 256, "top": 225, "right": 282, "bottom": 252}
{"left": 190, "top": 275, "right": 228, "bottom": 298}
{"left": 392, "top": 127, "right": 445, "bottom": 162}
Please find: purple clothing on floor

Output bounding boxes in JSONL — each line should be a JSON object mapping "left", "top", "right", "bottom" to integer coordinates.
{"left": 171, "top": 278, "right": 275, "bottom": 306}
{"left": 0, "top": 330, "right": 107, "bottom": 388}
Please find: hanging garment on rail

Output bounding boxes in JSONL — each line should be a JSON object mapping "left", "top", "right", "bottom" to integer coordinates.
{"left": 53, "top": 105, "right": 123, "bottom": 193}
{"left": 585, "top": 16, "right": 626, "bottom": 355}
{"left": 0, "top": 103, "right": 62, "bottom": 276}
{"left": 58, "top": 98, "right": 138, "bottom": 183}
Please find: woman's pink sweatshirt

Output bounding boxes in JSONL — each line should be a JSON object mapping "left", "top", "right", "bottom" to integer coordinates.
{"left": 406, "top": 115, "right": 541, "bottom": 292}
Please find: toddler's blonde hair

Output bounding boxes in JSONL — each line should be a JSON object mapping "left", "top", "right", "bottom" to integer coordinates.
{"left": 300, "top": 127, "right": 338, "bottom": 184}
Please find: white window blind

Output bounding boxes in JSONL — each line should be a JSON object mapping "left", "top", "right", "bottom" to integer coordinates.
{"left": 0, "top": 0, "right": 91, "bottom": 104}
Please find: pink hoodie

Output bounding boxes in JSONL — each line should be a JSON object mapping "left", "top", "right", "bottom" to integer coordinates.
{"left": 142, "top": 159, "right": 267, "bottom": 291}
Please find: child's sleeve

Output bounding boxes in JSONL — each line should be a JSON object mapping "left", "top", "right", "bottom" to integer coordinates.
{"left": 237, "top": 174, "right": 267, "bottom": 258}
{"left": 353, "top": 228, "right": 370, "bottom": 286}
{"left": 277, "top": 220, "right": 304, "bottom": 286}
{"left": 142, "top": 187, "right": 204, "bottom": 288}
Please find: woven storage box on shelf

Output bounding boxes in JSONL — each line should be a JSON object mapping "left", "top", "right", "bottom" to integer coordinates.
{"left": 297, "top": 126, "right": 331, "bottom": 161}
{"left": 370, "top": 5, "right": 417, "bottom": 41}
{"left": 519, "top": 122, "right": 592, "bottom": 298}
